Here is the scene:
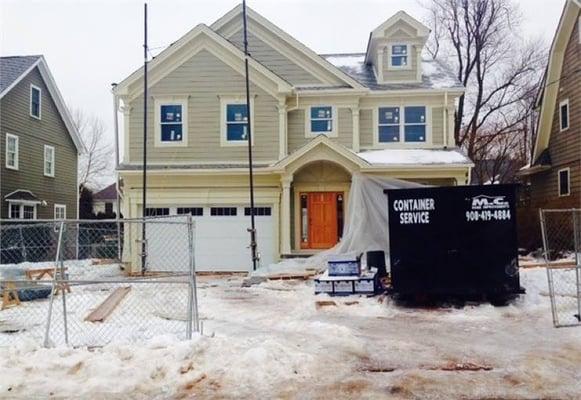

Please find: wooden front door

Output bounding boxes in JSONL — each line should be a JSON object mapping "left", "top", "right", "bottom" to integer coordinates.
{"left": 301, "top": 192, "right": 341, "bottom": 249}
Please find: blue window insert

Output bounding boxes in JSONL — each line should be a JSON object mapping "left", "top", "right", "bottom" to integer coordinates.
{"left": 404, "top": 106, "right": 426, "bottom": 142}
{"left": 226, "top": 104, "right": 249, "bottom": 141}
{"left": 160, "top": 104, "right": 183, "bottom": 142}
{"left": 391, "top": 45, "right": 408, "bottom": 67}
{"left": 310, "top": 106, "right": 333, "bottom": 133}
{"left": 31, "top": 86, "right": 41, "bottom": 118}
{"left": 378, "top": 107, "right": 400, "bottom": 142}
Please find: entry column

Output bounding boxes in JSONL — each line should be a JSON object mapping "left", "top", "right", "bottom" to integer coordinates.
{"left": 280, "top": 176, "right": 293, "bottom": 255}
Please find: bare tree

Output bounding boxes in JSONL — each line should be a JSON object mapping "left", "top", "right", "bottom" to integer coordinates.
{"left": 73, "top": 109, "right": 114, "bottom": 189}
{"left": 424, "top": 0, "right": 546, "bottom": 169}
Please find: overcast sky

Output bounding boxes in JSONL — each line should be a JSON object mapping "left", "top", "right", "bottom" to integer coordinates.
{"left": 0, "top": 0, "right": 563, "bottom": 185}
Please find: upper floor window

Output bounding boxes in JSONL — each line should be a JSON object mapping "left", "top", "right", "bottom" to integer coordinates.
{"left": 54, "top": 204, "right": 66, "bottom": 219}
{"left": 154, "top": 98, "right": 188, "bottom": 147}
{"left": 308, "top": 106, "right": 335, "bottom": 136}
{"left": 390, "top": 44, "right": 409, "bottom": 68}
{"left": 5, "top": 134, "right": 19, "bottom": 170}
{"left": 377, "top": 106, "right": 427, "bottom": 143}
{"left": 44, "top": 145, "right": 55, "bottom": 177}
{"left": 30, "top": 84, "right": 42, "bottom": 119}
{"left": 220, "top": 98, "right": 253, "bottom": 146}
{"left": 559, "top": 99, "right": 569, "bottom": 131}
{"left": 558, "top": 168, "right": 570, "bottom": 197}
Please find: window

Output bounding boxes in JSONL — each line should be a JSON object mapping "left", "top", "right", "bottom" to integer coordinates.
{"left": 105, "top": 202, "right": 113, "bottom": 214}
{"left": 210, "top": 207, "right": 237, "bottom": 216}
{"left": 154, "top": 98, "right": 188, "bottom": 146}
{"left": 244, "top": 207, "right": 271, "bottom": 216}
{"left": 30, "top": 85, "right": 41, "bottom": 119}
{"left": 390, "top": 44, "right": 409, "bottom": 68}
{"left": 44, "top": 145, "right": 55, "bottom": 177}
{"left": 559, "top": 99, "right": 569, "bottom": 131}
{"left": 9, "top": 203, "right": 36, "bottom": 219}
{"left": 23, "top": 205, "right": 35, "bottom": 219}
{"left": 54, "top": 204, "right": 66, "bottom": 219}
{"left": 9, "top": 204, "right": 20, "bottom": 219}
{"left": 221, "top": 98, "right": 254, "bottom": 146}
{"left": 377, "top": 106, "right": 427, "bottom": 143}
{"left": 5, "top": 134, "right": 19, "bottom": 169}
{"left": 145, "top": 207, "right": 170, "bottom": 217}
{"left": 558, "top": 168, "right": 570, "bottom": 197}
{"left": 308, "top": 106, "right": 335, "bottom": 135}
{"left": 177, "top": 207, "right": 203, "bottom": 216}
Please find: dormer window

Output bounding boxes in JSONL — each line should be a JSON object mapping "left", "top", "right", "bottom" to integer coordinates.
{"left": 390, "top": 44, "right": 409, "bottom": 68}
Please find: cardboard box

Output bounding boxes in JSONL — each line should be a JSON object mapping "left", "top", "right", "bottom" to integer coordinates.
{"left": 328, "top": 254, "right": 361, "bottom": 276}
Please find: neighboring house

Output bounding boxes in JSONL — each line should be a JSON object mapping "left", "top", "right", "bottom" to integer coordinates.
{"left": 113, "top": 6, "right": 473, "bottom": 271}
{"left": 518, "top": 0, "right": 580, "bottom": 248}
{"left": 92, "top": 183, "right": 119, "bottom": 216}
{"left": 0, "top": 55, "right": 83, "bottom": 220}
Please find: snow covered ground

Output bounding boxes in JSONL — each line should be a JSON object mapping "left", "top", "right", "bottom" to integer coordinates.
{"left": 1, "top": 267, "right": 580, "bottom": 399}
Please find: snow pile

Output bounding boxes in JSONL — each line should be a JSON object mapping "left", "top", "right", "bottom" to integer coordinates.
{"left": 323, "top": 53, "right": 366, "bottom": 72}
{"left": 357, "top": 148, "right": 472, "bottom": 165}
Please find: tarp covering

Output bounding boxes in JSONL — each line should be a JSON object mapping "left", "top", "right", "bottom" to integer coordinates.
{"left": 253, "top": 173, "right": 424, "bottom": 276}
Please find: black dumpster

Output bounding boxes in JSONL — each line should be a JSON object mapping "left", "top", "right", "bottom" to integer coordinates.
{"left": 384, "top": 184, "right": 520, "bottom": 297}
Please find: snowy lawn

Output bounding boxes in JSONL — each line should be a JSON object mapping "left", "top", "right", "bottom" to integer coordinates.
{"left": 1, "top": 267, "right": 580, "bottom": 399}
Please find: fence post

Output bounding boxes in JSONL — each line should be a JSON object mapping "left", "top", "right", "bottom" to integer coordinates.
{"left": 43, "top": 221, "right": 65, "bottom": 347}
{"left": 573, "top": 211, "right": 581, "bottom": 322}
{"left": 60, "top": 224, "right": 69, "bottom": 346}
{"left": 540, "top": 209, "right": 559, "bottom": 327}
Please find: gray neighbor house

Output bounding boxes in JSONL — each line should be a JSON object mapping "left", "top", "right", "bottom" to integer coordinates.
{"left": 0, "top": 55, "right": 83, "bottom": 220}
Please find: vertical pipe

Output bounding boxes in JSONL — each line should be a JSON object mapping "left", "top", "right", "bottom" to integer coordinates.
{"left": 43, "top": 221, "right": 65, "bottom": 347}
{"left": 186, "top": 215, "right": 194, "bottom": 339}
{"left": 573, "top": 211, "right": 581, "bottom": 322}
{"left": 242, "top": 0, "right": 258, "bottom": 271}
{"left": 141, "top": 2, "right": 148, "bottom": 275}
{"left": 112, "top": 84, "right": 122, "bottom": 262}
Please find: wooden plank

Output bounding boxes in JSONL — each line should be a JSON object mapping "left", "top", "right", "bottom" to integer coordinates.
{"left": 85, "top": 287, "right": 131, "bottom": 323}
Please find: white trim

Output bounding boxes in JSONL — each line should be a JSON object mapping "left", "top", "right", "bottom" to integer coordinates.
{"left": 5, "top": 133, "right": 19, "bottom": 170}
{"left": 154, "top": 97, "right": 189, "bottom": 147}
{"left": 558, "top": 167, "right": 571, "bottom": 197}
{"left": 559, "top": 98, "right": 569, "bottom": 131}
{"left": 305, "top": 105, "right": 338, "bottom": 138}
{"left": 54, "top": 203, "right": 67, "bottom": 219}
{"left": 373, "top": 105, "right": 431, "bottom": 147}
{"left": 30, "top": 84, "right": 42, "bottom": 119}
{"left": 8, "top": 202, "right": 37, "bottom": 220}
{"left": 44, "top": 145, "right": 55, "bottom": 177}
{"left": 387, "top": 43, "right": 411, "bottom": 71}
{"left": 220, "top": 97, "right": 255, "bottom": 147}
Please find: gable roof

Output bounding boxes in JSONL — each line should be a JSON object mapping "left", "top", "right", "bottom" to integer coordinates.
{"left": 0, "top": 55, "right": 84, "bottom": 153}
{"left": 531, "top": 0, "right": 580, "bottom": 162}
{"left": 113, "top": 23, "right": 293, "bottom": 98}
{"left": 93, "top": 183, "right": 118, "bottom": 200}
{"left": 210, "top": 4, "right": 366, "bottom": 90}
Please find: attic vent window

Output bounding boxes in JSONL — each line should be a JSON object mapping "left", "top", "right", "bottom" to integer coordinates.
{"left": 30, "top": 85, "right": 42, "bottom": 119}
{"left": 390, "top": 44, "right": 408, "bottom": 68}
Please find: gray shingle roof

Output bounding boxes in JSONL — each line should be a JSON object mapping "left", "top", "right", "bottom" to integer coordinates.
{"left": 93, "top": 183, "right": 118, "bottom": 200}
{"left": 4, "top": 190, "right": 41, "bottom": 202}
{"left": 0, "top": 55, "right": 42, "bottom": 94}
{"left": 320, "top": 53, "right": 463, "bottom": 91}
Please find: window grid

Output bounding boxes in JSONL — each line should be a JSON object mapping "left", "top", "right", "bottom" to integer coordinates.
{"left": 391, "top": 44, "right": 408, "bottom": 67}
{"left": 160, "top": 104, "right": 183, "bottom": 142}
{"left": 244, "top": 207, "right": 272, "bottom": 216}
{"left": 30, "top": 85, "right": 41, "bottom": 118}
{"left": 226, "top": 104, "right": 249, "bottom": 142}
{"left": 403, "top": 106, "right": 427, "bottom": 142}
{"left": 378, "top": 107, "right": 400, "bottom": 142}
{"left": 558, "top": 168, "right": 570, "bottom": 197}
{"left": 559, "top": 99, "right": 569, "bottom": 131}
{"left": 211, "top": 207, "right": 237, "bottom": 216}
{"left": 377, "top": 106, "right": 427, "bottom": 143}
{"left": 177, "top": 207, "right": 204, "bottom": 216}
{"left": 145, "top": 207, "right": 170, "bottom": 217}
{"left": 55, "top": 204, "right": 66, "bottom": 219}
{"left": 23, "top": 205, "right": 35, "bottom": 219}
{"left": 6, "top": 134, "right": 18, "bottom": 169}
{"left": 310, "top": 106, "right": 333, "bottom": 133}
{"left": 9, "top": 204, "right": 20, "bottom": 219}
{"left": 44, "top": 145, "right": 55, "bottom": 177}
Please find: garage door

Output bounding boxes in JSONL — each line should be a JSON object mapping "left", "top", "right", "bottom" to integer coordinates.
{"left": 146, "top": 206, "right": 276, "bottom": 272}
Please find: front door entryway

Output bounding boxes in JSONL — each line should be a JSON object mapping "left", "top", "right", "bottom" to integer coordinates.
{"left": 300, "top": 192, "right": 344, "bottom": 249}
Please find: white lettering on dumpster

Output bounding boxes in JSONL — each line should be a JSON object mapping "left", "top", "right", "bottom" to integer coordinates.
{"left": 393, "top": 198, "right": 435, "bottom": 224}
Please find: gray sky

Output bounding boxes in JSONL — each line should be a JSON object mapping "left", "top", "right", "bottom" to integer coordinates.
{"left": 0, "top": 0, "right": 562, "bottom": 185}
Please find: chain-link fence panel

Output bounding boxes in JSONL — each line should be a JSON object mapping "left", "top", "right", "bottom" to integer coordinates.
{"left": 540, "top": 209, "right": 581, "bottom": 328}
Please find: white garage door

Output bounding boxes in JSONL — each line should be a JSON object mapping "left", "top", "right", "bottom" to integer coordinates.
{"left": 146, "top": 205, "right": 276, "bottom": 272}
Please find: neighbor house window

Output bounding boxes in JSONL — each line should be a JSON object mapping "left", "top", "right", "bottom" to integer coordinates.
{"left": 9, "top": 203, "right": 36, "bottom": 219}
{"left": 220, "top": 98, "right": 254, "bottom": 146}
{"left": 390, "top": 44, "right": 409, "bottom": 68}
{"left": 30, "top": 84, "right": 41, "bottom": 119}
{"left": 154, "top": 98, "right": 188, "bottom": 146}
{"left": 308, "top": 106, "right": 335, "bottom": 135}
{"left": 5, "top": 134, "right": 19, "bottom": 170}
{"left": 559, "top": 99, "right": 569, "bottom": 131}
{"left": 54, "top": 204, "right": 66, "bottom": 219}
{"left": 558, "top": 168, "right": 570, "bottom": 196}
{"left": 377, "top": 106, "right": 427, "bottom": 143}
{"left": 44, "top": 145, "right": 55, "bottom": 177}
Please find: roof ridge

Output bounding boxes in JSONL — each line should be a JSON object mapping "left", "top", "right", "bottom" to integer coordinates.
{"left": 0, "top": 55, "right": 43, "bottom": 59}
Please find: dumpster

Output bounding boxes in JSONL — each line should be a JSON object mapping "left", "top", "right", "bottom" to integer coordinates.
{"left": 384, "top": 184, "right": 521, "bottom": 298}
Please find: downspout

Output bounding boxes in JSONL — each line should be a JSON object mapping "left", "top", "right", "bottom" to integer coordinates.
{"left": 443, "top": 91, "right": 448, "bottom": 149}
{"left": 112, "top": 83, "right": 122, "bottom": 261}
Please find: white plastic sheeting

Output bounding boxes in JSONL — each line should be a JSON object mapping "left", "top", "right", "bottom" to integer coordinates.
{"left": 254, "top": 173, "right": 424, "bottom": 276}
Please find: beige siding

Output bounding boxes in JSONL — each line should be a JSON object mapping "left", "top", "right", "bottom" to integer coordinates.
{"left": 337, "top": 108, "right": 352, "bottom": 149}
{"left": 128, "top": 49, "right": 279, "bottom": 163}
{"left": 360, "top": 109, "right": 374, "bottom": 147}
{"left": 0, "top": 67, "right": 78, "bottom": 219}
{"left": 431, "top": 107, "right": 444, "bottom": 145}
{"left": 229, "top": 29, "right": 322, "bottom": 85}
{"left": 382, "top": 44, "right": 418, "bottom": 82}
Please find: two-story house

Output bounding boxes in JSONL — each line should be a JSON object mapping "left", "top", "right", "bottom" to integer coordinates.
{"left": 0, "top": 55, "right": 83, "bottom": 220}
{"left": 114, "top": 6, "right": 472, "bottom": 272}
{"left": 518, "top": 0, "right": 580, "bottom": 248}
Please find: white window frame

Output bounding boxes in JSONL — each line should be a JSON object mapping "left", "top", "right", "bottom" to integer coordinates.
{"left": 388, "top": 43, "right": 411, "bottom": 70}
{"left": 220, "top": 97, "right": 255, "bottom": 147}
{"left": 558, "top": 167, "right": 571, "bottom": 197}
{"left": 8, "top": 202, "right": 37, "bottom": 220}
{"left": 374, "top": 105, "right": 431, "bottom": 146}
{"left": 5, "top": 133, "right": 19, "bottom": 170}
{"left": 154, "top": 97, "right": 188, "bottom": 147}
{"left": 54, "top": 204, "right": 67, "bottom": 219}
{"left": 559, "top": 99, "right": 569, "bottom": 132}
{"left": 305, "top": 105, "right": 338, "bottom": 138}
{"left": 44, "top": 145, "right": 55, "bottom": 177}
{"left": 30, "top": 84, "right": 42, "bottom": 119}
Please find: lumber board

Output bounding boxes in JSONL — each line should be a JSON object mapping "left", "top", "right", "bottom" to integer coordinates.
{"left": 85, "top": 286, "right": 131, "bottom": 323}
